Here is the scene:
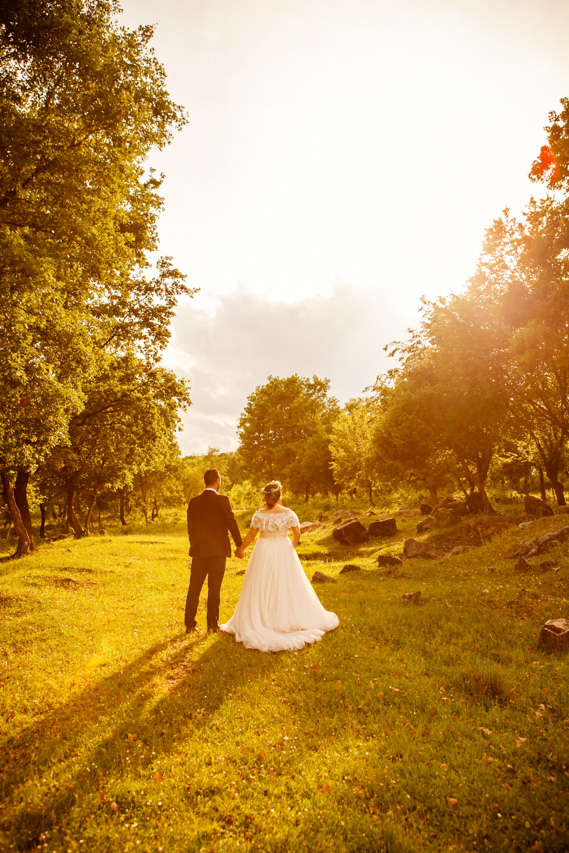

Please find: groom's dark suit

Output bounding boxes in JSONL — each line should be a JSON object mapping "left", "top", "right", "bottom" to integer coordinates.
{"left": 185, "top": 488, "right": 242, "bottom": 631}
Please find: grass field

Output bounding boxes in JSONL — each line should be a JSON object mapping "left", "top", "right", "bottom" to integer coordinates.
{"left": 1, "top": 505, "right": 568, "bottom": 851}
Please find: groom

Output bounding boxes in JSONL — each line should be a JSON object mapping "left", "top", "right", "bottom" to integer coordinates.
{"left": 185, "top": 468, "right": 243, "bottom": 633}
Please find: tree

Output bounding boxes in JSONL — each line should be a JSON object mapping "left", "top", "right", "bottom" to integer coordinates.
{"left": 329, "top": 400, "right": 383, "bottom": 503}
{"left": 42, "top": 354, "right": 190, "bottom": 536}
{"left": 0, "top": 0, "right": 194, "bottom": 553}
{"left": 377, "top": 293, "right": 511, "bottom": 513}
{"left": 237, "top": 375, "right": 339, "bottom": 495}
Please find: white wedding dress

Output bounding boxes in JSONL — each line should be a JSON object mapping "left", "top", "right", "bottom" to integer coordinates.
{"left": 220, "top": 508, "right": 339, "bottom": 652}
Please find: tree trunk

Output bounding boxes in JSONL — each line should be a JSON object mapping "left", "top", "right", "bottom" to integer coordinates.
{"left": 367, "top": 482, "right": 375, "bottom": 506}
{"left": 66, "top": 477, "right": 84, "bottom": 538}
{"left": 1, "top": 469, "right": 31, "bottom": 557}
{"left": 83, "top": 494, "right": 98, "bottom": 534}
{"left": 538, "top": 467, "right": 547, "bottom": 502}
{"left": 454, "top": 451, "right": 494, "bottom": 514}
{"left": 151, "top": 497, "right": 159, "bottom": 521}
{"left": 545, "top": 471, "right": 566, "bottom": 507}
{"left": 119, "top": 487, "right": 128, "bottom": 526}
{"left": 14, "top": 468, "right": 35, "bottom": 551}
{"left": 39, "top": 503, "right": 47, "bottom": 538}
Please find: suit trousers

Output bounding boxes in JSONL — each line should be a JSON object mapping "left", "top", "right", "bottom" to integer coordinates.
{"left": 185, "top": 556, "right": 226, "bottom": 630}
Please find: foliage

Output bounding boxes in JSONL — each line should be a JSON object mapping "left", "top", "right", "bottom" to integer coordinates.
{"left": 0, "top": 0, "right": 193, "bottom": 551}
{"left": 237, "top": 375, "right": 339, "bottom": 497}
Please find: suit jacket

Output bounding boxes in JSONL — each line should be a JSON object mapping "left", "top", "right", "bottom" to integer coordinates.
{"left": 187, "top": 490, "right": 242, "bottom": 558}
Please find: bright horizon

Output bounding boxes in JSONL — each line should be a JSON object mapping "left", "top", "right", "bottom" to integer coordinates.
{"left": 119, "top": 0, "right": 569, "bottom": 455}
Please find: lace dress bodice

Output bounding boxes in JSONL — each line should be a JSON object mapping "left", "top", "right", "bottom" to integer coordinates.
{"left": 251, "top": 508, "right": 300, "bottom": 538}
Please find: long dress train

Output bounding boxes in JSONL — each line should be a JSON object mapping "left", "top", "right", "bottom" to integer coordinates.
{"left": 220, "top": 509, "right": 339, "bottom": 652}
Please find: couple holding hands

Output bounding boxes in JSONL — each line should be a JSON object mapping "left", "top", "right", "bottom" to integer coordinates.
{"left": 185, "top": 469, "right": 339, "bottom": 653}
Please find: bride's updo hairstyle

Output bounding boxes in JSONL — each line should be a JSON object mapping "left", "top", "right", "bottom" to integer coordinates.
{"left": 262, "top": 480, "right": 282, "bottom": 509}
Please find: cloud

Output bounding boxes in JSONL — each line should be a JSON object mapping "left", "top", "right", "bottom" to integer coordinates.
{"left": 165, "top": 284, "right": 404, "bottom": 454}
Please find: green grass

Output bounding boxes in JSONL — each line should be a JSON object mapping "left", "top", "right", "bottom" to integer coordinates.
{"left": 1, "top": 508, "right": 568, "bottom": 851}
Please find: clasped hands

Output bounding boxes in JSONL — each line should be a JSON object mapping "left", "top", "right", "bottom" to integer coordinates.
{"left": 235, "top": 546, "right": 245, "bottom": 559}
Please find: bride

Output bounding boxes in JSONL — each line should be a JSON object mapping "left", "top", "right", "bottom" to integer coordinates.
{"left": 220, "top": 481, "right": 339, "bottom": 652}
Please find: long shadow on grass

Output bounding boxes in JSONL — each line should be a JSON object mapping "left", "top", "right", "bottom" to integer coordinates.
{"left": 1, "top": 632, "right": 281, "bottom": 848}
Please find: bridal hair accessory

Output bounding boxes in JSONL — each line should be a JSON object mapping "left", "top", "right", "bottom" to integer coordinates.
{"left": 263, "top": 480, "right": 282, "bottom": 495}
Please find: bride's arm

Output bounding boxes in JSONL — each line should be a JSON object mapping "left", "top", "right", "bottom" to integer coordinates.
{"left": 236, "top": 526, "right": 259, "bottom": 557}
{"left": 290, "top": 526, "right": 301, "bottom": 547}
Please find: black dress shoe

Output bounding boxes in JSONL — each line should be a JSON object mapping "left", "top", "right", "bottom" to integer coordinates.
{"left": 186, "top": 625, "right": 199, "bottom": 634}
{"left": 207, "top": 624, "right": 220, "bottom": 633}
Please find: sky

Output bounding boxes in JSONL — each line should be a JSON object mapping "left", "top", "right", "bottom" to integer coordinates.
{"left": 119, "top": 0, "right": 569, "bottom": 455}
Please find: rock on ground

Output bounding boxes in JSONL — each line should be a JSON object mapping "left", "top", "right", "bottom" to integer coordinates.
{"left": 368, "top": 517, "right": 398, "bottom": 537}
{"left": 312, "top": 571, "right": 337, "bottom": 584}
{"left": 537, "top": 618, "right": 569, "bottom": 652}
{"left": 333, "top": 519, "right": 369, "bottom": 545}
{"left": 377, "top": 554, "right": 403, "bottom": 567}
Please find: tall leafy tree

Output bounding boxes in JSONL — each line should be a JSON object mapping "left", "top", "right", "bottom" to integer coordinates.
{"left": 0, "top": 0, "right": 193, "bottom": 553}
{"left": 237, "top": 375, "right": 339, "bottom": 494}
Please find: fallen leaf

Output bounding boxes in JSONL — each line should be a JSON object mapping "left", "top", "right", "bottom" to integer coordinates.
{"left": 478, "top": 727, "right": 492, "bottom": 737}
{"left": 440, "top": 763, "right": 449, "bottom": 772}
{"left": 516, "top": 737, "right": 527, "bottom": 747}
{"left": 446, "top": 797, "right": 458, "bottom": 806}
{"left": 154, "top": 772, "right": 165, "bottom": 783}
{"left": 127, "top": 733, "right": 138, "bottom": 741}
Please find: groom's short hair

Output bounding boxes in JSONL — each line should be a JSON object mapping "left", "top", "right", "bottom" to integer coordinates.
{"left": 204, "top": 468, "right": 220, "bottom": 486}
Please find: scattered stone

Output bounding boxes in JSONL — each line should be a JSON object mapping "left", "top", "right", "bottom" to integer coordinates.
{"left": 402, "top": 590, "right": 422, "bottom": 604}
{"left": 312, "top": 571, "right": 337, "bottom": 584}
{"left": 364, "top": 510, "right": 378, "bottom": 517}
{"left": 444, "top": 545, "right": 472, "bottom": 559}
{"left": 368, "top": 517, "right": 398, "bottom": 537}
{"left": 538, "top": 560, "right": 559, "bottom": 573}
{"left": 403, "top": 538, "right": 445, "bottom": 559}
{"left": 299, "top": 521, "right": 323, "bottom": 534}
{"left": 419, "top": 503, "right": 432, "bottom": 515}
{"left": 334, "top": 510, "right": 358, "bottom": 522}
{"left": 514, "top": 557, "right": 531, "bottom": 573}
{"left": 537, "top": 618, "right": 569, "bottom": 653}
{"left": 332, "top": 519, "right": 369, "bottom": 545}
{"left": 340, "top": 563, "right": 362, "bottom": 574}
{"left": 524, "top": 495, "right": 555, "bottom": 518}
{"left": 376, "top": 554, "right": 403, "bottom": 567}
{"left": 416, "top": 517, "right": 435, "bottom": 534}
{"left": 513, "top": 524, "right": 569, "bottom": 559}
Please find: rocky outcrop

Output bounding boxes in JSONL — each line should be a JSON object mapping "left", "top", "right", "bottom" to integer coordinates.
{"left": 368, "top": 517, "right": 398, "bottom": 537}
{"left": 299, "top": 521, "right": 323, "bottom": 533}
{"left": 524, "top": 495, "right": 555, "bottom": 518}
{"left": 334, "top": 510, "right": 358, "bottom": 522}
{"left": 416, "top": 517, "right": 435, "bottom": 534}
{"left": 332, "top": 519, "right": 369, "bottom": 545}
{"left": 403, "top": 538, "right": 445, "bottom": 559}
{"left": 434, "top": 499, "right": 468, "bottom": 527}
{"left": 513, "top": 524, "right": 569, "bottom": 559}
